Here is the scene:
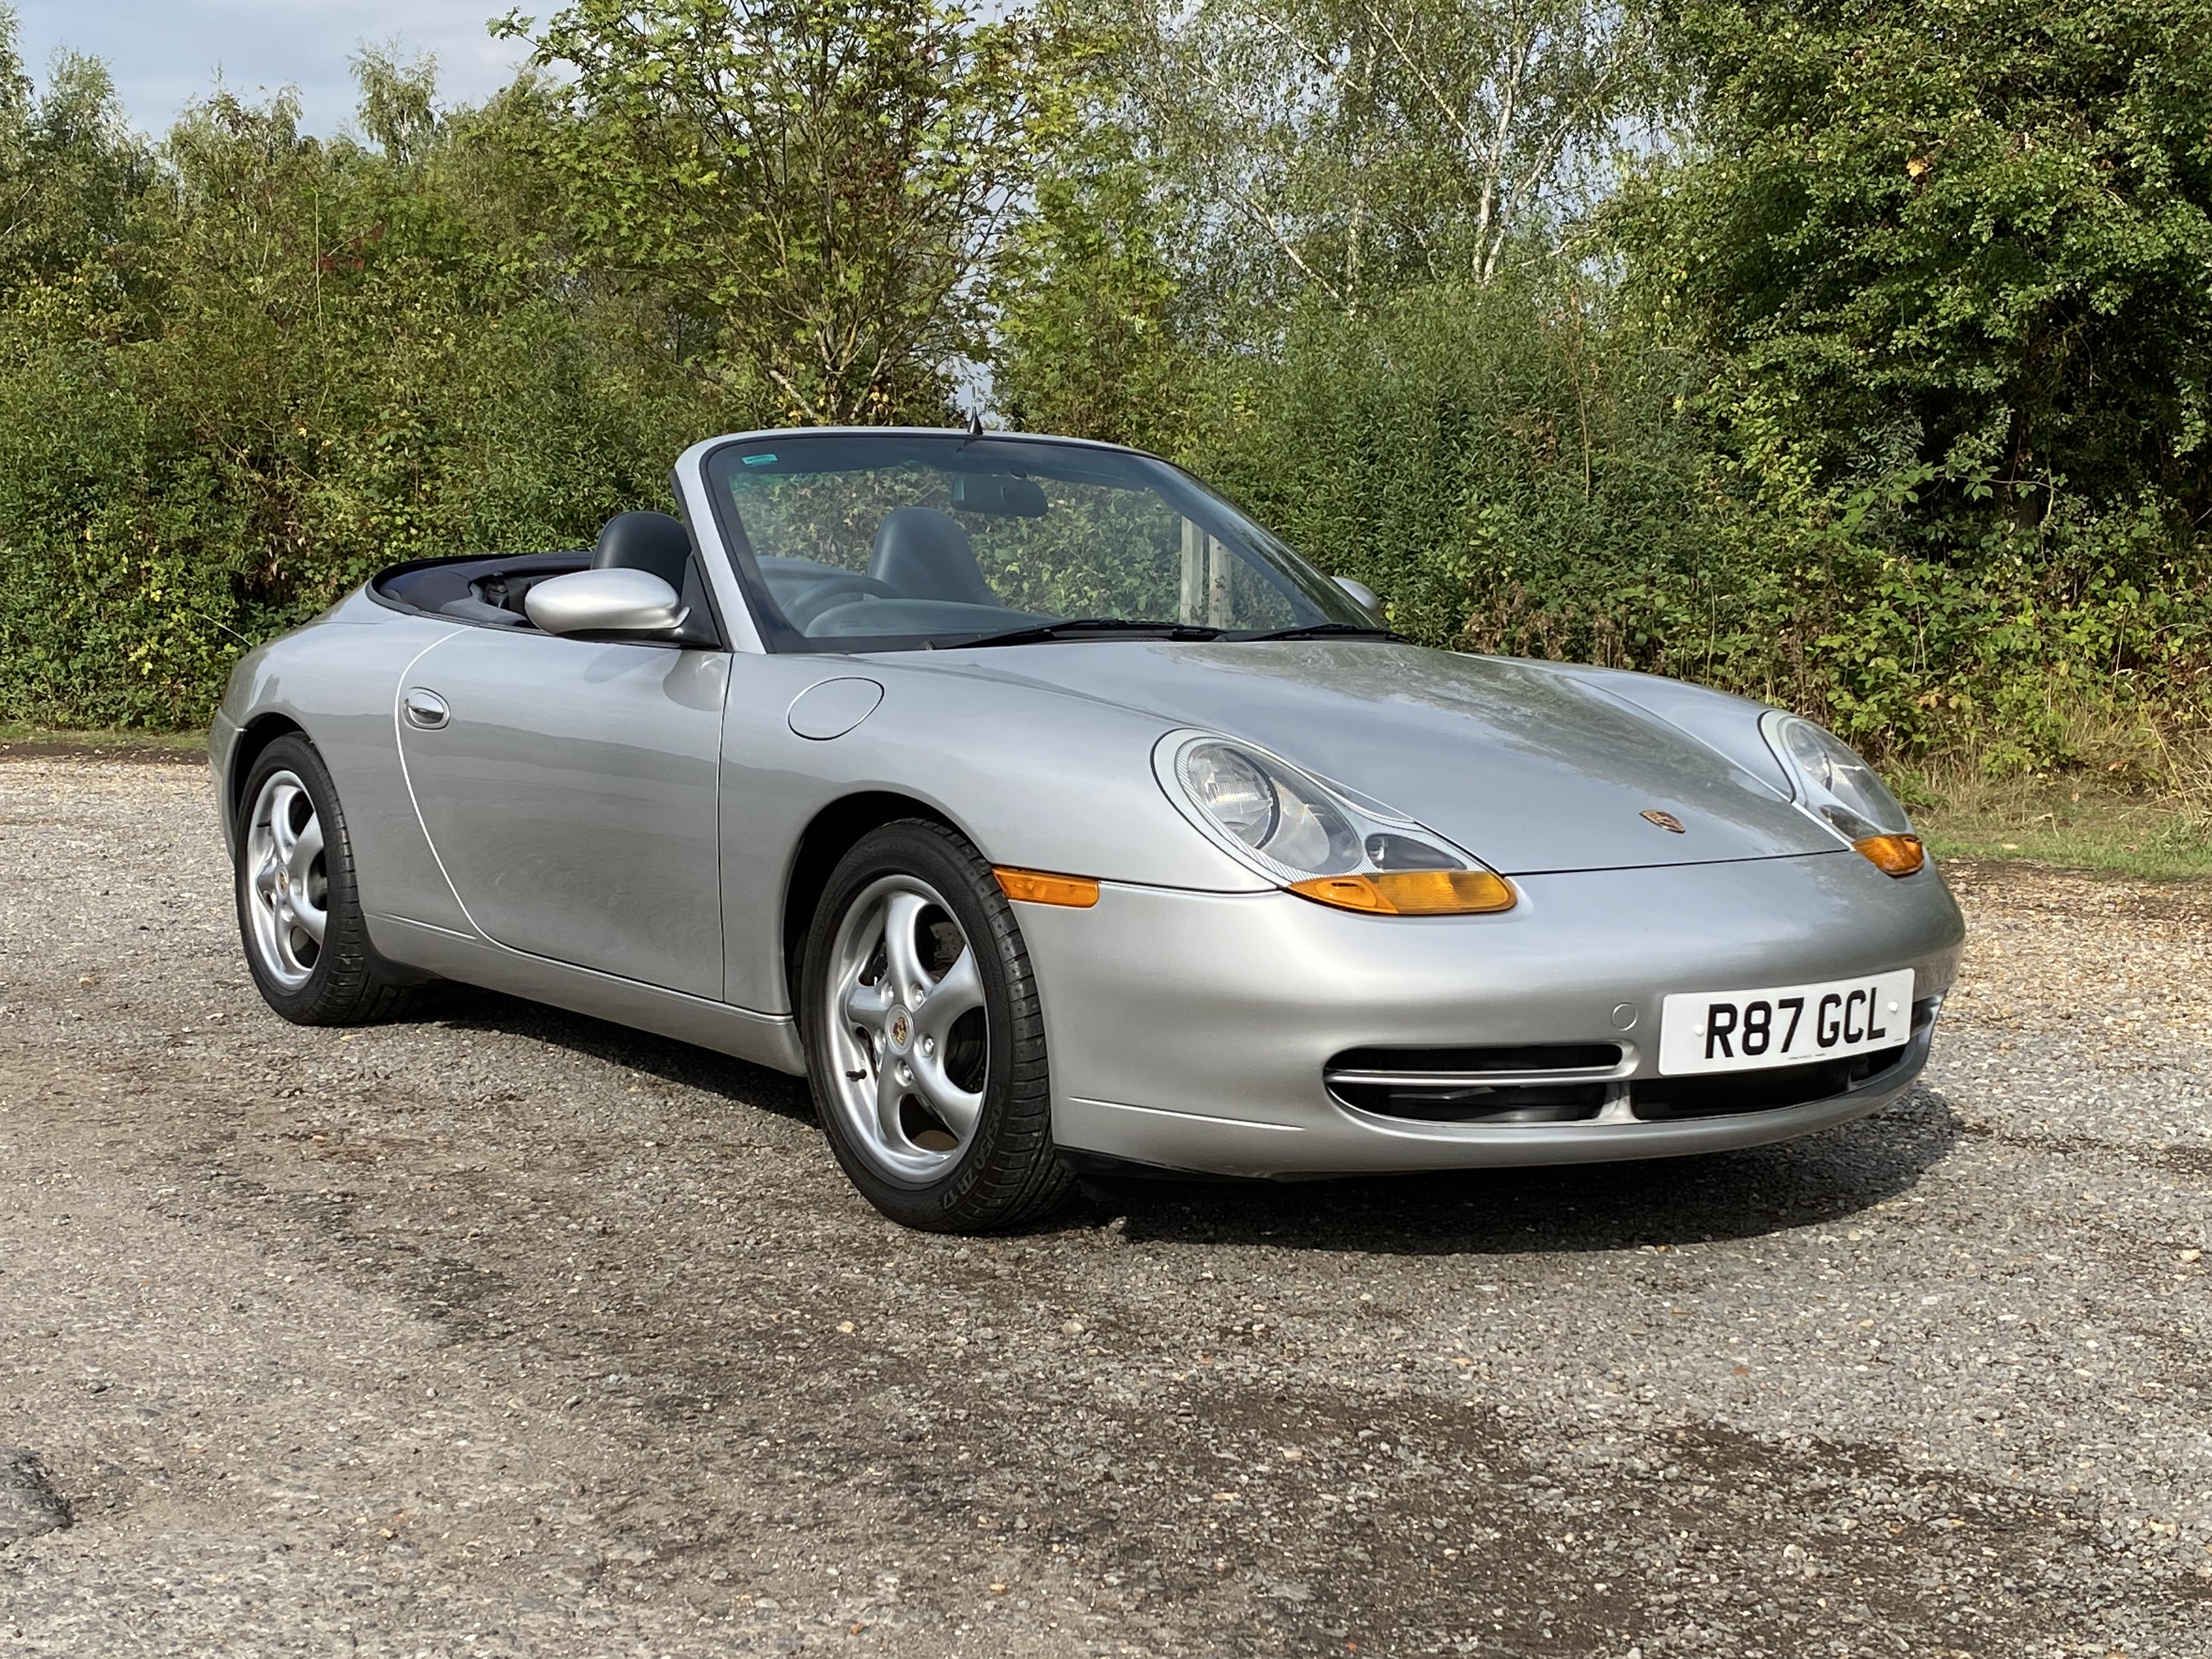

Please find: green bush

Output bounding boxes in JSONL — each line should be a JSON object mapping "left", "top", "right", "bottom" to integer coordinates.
{"left": 1615, "top": 0, "right": 2212, "bottom": 525}
{"left": 1166, "top": 274, "right": 2211, "bottom": 763}
{"left": 0, "top": 51, "right": 714, "bottom": 729}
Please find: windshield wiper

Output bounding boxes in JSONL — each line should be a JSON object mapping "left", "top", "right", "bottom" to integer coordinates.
{"left": 1236, "top": 621, "right": 1405, "bottom": 642}
{"left": 948, "top": 618, "right": 1227, "bottom": 648}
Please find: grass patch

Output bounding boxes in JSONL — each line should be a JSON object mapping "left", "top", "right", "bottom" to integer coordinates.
{"left": 1901, "top": 715, "right": 2212, "bottom": 881}
{"left": 0, "top": 722, "right": 207, "bottom": 758}
{"left": 1912, "top": 773, "right": 2212, "bottom": 881}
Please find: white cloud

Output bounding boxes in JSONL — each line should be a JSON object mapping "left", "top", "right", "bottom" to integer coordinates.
{"left": 12, "top": 1, "right": 533, "bottom": 136}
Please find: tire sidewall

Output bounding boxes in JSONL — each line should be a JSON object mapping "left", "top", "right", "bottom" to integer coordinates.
{"left": 800, "top": 821, "right": 1047, "bottom": 1230}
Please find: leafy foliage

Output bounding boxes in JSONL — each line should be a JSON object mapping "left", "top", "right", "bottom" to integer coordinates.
{"left": 499, "top": 0, "right": 1074, "bottom": 424}
{"left": 1590, "top": 0, "right": 2212, "bottom": 761}
{"left": 991, "top": 109, "right": 1188, "bottom": 447}
{"left": 1616, "top": 0, "right": 2212, "bottom": 527}
{"left": 0, "top": 37, "right": 705, "bottom": 727}
{"left": 1115, "top": 0, "right": 1663, "bottom": 314}
{"left": 0, "top": 0, "right": 2206, "bottom": 776}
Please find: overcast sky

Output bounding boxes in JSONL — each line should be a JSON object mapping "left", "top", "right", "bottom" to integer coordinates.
{"left": 11, "top": 1, "right": 531, "bottom": 137}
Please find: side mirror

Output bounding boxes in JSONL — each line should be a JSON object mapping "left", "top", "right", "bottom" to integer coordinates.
{"left": 1333, "top": 575, "right": 1383, "bottom": 617}
{"left": 524, "top": 568, "right": 689, "bottom": 637}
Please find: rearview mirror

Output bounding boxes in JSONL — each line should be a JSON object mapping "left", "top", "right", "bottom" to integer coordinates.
{"left": 524, "top": 568, "right": 689, "bottom": 637}
{"left": 951, "top": 472, "right": 1049, "bottom": 517}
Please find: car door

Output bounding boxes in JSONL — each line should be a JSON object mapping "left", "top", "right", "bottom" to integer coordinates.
{"left": 395, "top": 629, "right": 729, "bottom": 998}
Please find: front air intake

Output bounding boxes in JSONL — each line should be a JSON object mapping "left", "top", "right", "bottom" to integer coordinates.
{"left": 1324, "top": 1044, "right": 1629, "bottom": 1123}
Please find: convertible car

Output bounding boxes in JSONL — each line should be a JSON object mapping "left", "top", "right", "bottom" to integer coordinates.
{"left": 210, "top": 426, "right": 1965, "bottom": 1230}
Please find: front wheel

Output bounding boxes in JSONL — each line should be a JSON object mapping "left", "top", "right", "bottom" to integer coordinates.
{"left": 800, "top": 820, "right": 1073, "bottom": 1232}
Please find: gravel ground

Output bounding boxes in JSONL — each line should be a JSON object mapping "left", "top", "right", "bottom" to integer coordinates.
{"left": 1, "top": 755, "right": 2207, "bottom": 1658}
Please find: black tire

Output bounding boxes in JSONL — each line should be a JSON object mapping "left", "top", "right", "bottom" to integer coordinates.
{"left": 234, "top": 733, "right": 426, "bottom": 1025}
{"left": 799, "top": 819, "right": 1074, "bottom": 1232}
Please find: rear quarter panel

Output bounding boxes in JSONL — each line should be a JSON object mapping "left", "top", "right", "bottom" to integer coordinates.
{"left": 220, "top": 589, "right": 473, "bottom": 943}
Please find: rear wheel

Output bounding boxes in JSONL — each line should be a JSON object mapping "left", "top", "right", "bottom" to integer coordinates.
{"left": 800, "top": 820, "right": 1073, "bottom": 1231}
{"left": 235, "top": 733, "right": 423, "bottom": 1024}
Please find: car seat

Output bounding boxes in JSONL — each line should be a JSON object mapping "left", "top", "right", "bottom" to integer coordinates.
{"left": 869, "top": 507, "right": 998, "bottom": 607}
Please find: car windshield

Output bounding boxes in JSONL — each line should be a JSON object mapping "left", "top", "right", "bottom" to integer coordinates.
{"left": 704, "top": 432, "right": 1378, "bottom": 652}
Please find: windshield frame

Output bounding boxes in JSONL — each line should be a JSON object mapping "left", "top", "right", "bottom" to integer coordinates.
{"left": 698, "top": 429, "right": 1375, "bottom": 654}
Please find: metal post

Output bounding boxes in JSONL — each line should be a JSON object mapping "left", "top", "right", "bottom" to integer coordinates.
{"left": 1180, "top": 519, "right": 1205, "bottom": 625}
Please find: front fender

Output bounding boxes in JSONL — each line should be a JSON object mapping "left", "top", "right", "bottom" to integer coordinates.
{"left": 715, "top": 652, "right": 1261, "bottom": 1014}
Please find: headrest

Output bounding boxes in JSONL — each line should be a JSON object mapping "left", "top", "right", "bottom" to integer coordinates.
{"left": 592, "top": 511, "right": 693, "bottom": 592}
{"left": 868, "top": 507, "right": 998, "bottom": 607}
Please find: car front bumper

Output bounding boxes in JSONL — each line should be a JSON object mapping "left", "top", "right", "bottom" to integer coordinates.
{"left": 1016, "top": 850, "right": 1965, "bottom": 1178}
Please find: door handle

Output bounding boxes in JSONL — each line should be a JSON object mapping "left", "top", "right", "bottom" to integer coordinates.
{"left": 402, "top": 688, "right": 450, "bottom": 730}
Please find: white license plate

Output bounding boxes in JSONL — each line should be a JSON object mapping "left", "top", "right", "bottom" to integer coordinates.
{"left": 1658, "top": 969, "right": 1915, "bottom": 1076}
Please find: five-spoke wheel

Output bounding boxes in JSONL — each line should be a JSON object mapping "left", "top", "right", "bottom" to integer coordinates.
{"left": 243, "top": 769, "right": 328, "bottom": 990}
{"left": 823, "top": 875, "right": 991, "bottom": 1182}
{"left": 802, "top": 820, "right": 1073, "bottom": 1231}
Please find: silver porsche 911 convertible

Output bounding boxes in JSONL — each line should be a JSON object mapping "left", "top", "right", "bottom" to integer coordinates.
{"left": 210, "top": 426, "right": 1965, "bottom": 1231}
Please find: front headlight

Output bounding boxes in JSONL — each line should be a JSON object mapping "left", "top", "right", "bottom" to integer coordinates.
{"left": 1760, "top": 712, "right": 1925, "bottom": 877}
{"left": 1157, "top": 733, "right": 1515, "bottom": 914}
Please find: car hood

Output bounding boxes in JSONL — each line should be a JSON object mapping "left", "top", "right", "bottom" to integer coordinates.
{"left": 905, "top": 640, "right": 1839, "bottom": 875}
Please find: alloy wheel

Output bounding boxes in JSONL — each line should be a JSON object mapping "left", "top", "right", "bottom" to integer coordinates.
{"left": 243, "top": 768, "right": 328, "bottom": 991}
{"left": 821, "top": 874, "right": 991, "bottom": 1185}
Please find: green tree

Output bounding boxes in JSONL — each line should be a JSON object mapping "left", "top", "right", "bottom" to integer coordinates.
{"left": 988, "top": 16, "right": 1187, "bottom": 446}
{"left": 1176, "top": 274, "right": 1711, "bottom": 651}
{"left": 499, "top": 0, "right": 1072, "bottom": 424}
{"left": 1618, "top": 0, "right": 2212, "bottom": 523}
{"left": 1125, "top": 0, "right": 1664, "bottom": 323}
{"left": 0, "top": 17, "right": 154, "bottom": 316}
{"left": 991, "top": 141, "right": 1187, "bottom": 446}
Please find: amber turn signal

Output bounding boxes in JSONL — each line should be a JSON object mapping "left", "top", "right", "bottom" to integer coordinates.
{"left": 1852, "top": 833, "right": 1925, "bottom": 878}
{"left": 1287, "top": 869, "right": 1517, "bottom": 916}
{"left": 993, "top": 867, "right": 1101, "bottom": 908}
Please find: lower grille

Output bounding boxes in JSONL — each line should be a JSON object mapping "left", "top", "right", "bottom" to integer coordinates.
{"left": 1329, "top": 1079, "right": 1610, "bottom": 1124}
{"left": 1630, "top": 1044, "right": 1908, "bottom": 1120}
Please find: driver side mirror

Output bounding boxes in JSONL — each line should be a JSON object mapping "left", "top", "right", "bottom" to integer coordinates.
{"left": 524, "top": 568, "right": 690, "bottom": 637}
{"left": 1333, "top": 575, "right": 1383, "bottom": 617}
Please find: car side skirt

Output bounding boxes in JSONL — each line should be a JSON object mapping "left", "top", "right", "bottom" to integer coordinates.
{"left": 371, "top": 914, "right": 806, "bottom": 1075}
